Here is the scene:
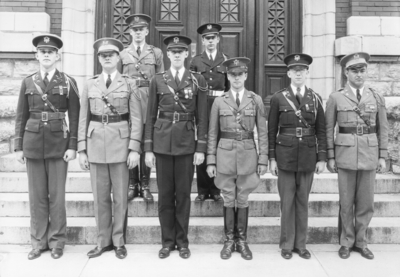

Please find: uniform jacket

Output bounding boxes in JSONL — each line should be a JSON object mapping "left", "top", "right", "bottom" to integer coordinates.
{"left": 268, "top": 86, "right": 327, "bottom": 172}
{"left": 119, "top": 43, "right": 164, "bottom": 123}
{"left": 14, "top": 70, "right": 80, "bottom": 159}
{"left": 78, "top": 71, "right": 142, "bottom": 163}
{"left": 207, "top": 90, "right": 268, "bottom": 175}
{"left": 144, "top": 69, "right": 208, "bottom": 155}
{"left": 190, "top": 50, "right": 229, "bottom": 116}
{"left": 325, "top": 83, "right": 388, "bottom": 170}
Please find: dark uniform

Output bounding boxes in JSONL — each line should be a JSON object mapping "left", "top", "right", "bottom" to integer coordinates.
{"left": 190, "top": 23, "right": 229, "bottom": 201}
{"left": 207, "top": 57, "right": 268, "bottom": 260}
{"left": 14, "top": 34, "right": 80, "bottom": 260}
{"left": 326, "top": 52, "right": 388, "bottom": 260}
{"left": 119, "top": 14, "right": 164, "bottom": 201}
{"left": 268, "top": 54, "right": 326, "bottom": 259}
{"left": 144, "top": 36, "right": 208, "bottom": 258}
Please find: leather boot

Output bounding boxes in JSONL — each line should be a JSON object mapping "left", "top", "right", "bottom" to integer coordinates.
{"left": 128, "top": 168, "right": 140, "bottom": 202}
{"left": 140, "top": 154, "right": 154, "bottom": 202}
{"left": 221, "top": 206, "right": 236, "bottom": 259}
{"left": 235, "top": 207, "right": 253, "bottom": 260}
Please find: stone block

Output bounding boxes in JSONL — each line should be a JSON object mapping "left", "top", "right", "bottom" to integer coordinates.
{"left": 62, "top": 30, "right": 95, "bottom": 56}
{"left": 386, "top": 97, "right": 400, "bottom": 120}
{"left": 0, "top": 96, "right": 18, "bottom": 118}
{"left": 62, "top": 53, "right": 93, "bottom": 77}
{"left": 381, "top": 17, "right": 400, "bottom": 36}
{"left": 303, "top": 34, "right": 335, "bottom": 58}
{"left": 14, "top": 12, "right": 50, "bottom": 32}
{"left": 13, "top": 60, "right": 39, "bottom": 78}
{"left": 0, "top": 120, "right": 15, "bottom": 141}
{"left": 0, "top": 60, "right": 13, "bottom": 77}
{"left": 303, "top": 0, "right": 335, "bottom": 15}
{"left": 308, "top": 56, "right": 335, "bottom": 79}
{"left": 63, "top": 0, "right": 96, "bottom": 11}
{"left": 366, "top": 81, "right": 393, "bottom": 96}
{"left": 0, "top": 32, "right": 36, "bottom": 52}
{"left": 0, "top": 142, "right": 10, "bottom": 155}
{"left": 303, "top": 13, "right": 336, "bottom": 36}
{"left": 62, "top": 7, "right": 95, "bottom": 36}
{"left": 380, "top": 63, "right": 400, "bottom": 81}
{"left": 347, "top": 16, "right": 381, "bottom": 36}
{"left": 367, "top": 63, "right": 380, "bottom": 81}
{"left": 334, "top": 36, "right": 362, "bottom": 56}
{"left": 393, "top": 82, "right": 400, "bottom": 97}
{"left": 363, "top": 37, "right": 400, "bottom": 56}
{"left": 0, "top": 79, "right": 22, "bottom": 96}
{"left": 306, "top": 77, "right": 335, "bottom": 101}
{"left": 0, "top": 12, "right": 15, "bottom": 31}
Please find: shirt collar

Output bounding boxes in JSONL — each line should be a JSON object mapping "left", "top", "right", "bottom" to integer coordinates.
{"left": 170, "top": 67, "right": 185, "bottom": 79}
{"left": 348, "top": 84, "right": 364, "bottom": 96}
{"left": 41, "top": 68, "right": 56, "bottom": 81}
{"left": 205, "top": 50, "right": 217, "bottom": 60}
{"left": 232, "top": 88, "right": 245, "bottom": 101}
{"left": 290, "top": 84, "right": 305, "bottom": 96}
{"left": 132, "top": 42, "right": 145, "bottom": 52}
{"left": 103, "top": 70, "right": 118, "bottom": 83}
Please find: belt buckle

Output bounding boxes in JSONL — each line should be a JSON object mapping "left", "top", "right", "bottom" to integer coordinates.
{"left": 236, "top": 132, "right": 243, "bottom": 141}
{"left": 101, "top": 114, "right": 108, "bottom": 124}
{"left": 356, "top": 125, "right": 363, "bottom": 135}
{"left": 41, "top": 112, "right": 48, "bottom": 122}
{"left": 173, "top": 112, "right": 180, "bottom": 123}
{"left": 296, "top": 127, "right": 302, "bottom": 138}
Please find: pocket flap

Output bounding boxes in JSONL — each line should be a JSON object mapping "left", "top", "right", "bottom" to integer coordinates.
{"left": 279, "top": 106, "right": 293, "bottom": 112}
{"left": 51, "top": 87, "right": 67, "bottom": 95}
{"left": 220, "top": 109, "right": 233, "bottom": 116}
{"left": 244, "top": 140, "right": 255, "bottom": 150}
{"left": 25, "top": 120, "right": 39, "bottom": 133}
{"left": 334, "top": 133, "right": 355, "bottom": 146}
{"left": 119, "top": 127, "right": 130, "bottom": 139}
{"left": 276, "top": 135, "right": 293, "bottom": 146}
{"left": 154, "top": 120, "right": 163, "bottom": 129}
{"left": 218, "top": 139, "right": 233, "bottom": 150}
{"left": 216, "top": 66, "right": 225, "bottom": 74}
{"left": 364, "top": 103, "right": 377, "bottom": 113}
{"left": 337, "top": 105, "right": 351, "bottom": 111}
{"left": 244, "top": 110, "right": 256, "bottom": 116}
{"left": 50, "top": 120, "right": 63, "bottom": 132}
{"left": 368, "top": 135, "right": 379, "bottom": 146}
{"left": 87, "top": 125, "right": 95, "bottom": 137}
{"left": 25, "top": 89, "right": 38, "bottom": 95}
{"left": 113, "top": 92, "right": 129, "bottom": 98}
{"left": 88, "top": 91, "right": 100, "bottom": 98}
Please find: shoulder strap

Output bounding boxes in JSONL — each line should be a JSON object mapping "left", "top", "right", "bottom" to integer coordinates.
{"left": 282, "top": 91, "right": 310, "bottom": 128}
{"left": 162, "top": 74, "right": 189, "bottom": 113}
{"left": 63, "top": 73, "right": 80, "bottom": 98}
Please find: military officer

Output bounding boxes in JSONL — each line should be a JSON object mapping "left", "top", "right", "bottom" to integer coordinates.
{"left": 326, "top": 52, "right": 388, "bottom": 260}
{"left": 268, "top": 53, "right": 327, "bottom": 260}
{"left": 190, "top": 23, "right": 229, "bottom": 202}
{"left": 78, "top": 38, "right": 142, "bottom": 259}
{"left": 144, "top": 35, "right": 208, "bottom": 259}
{"left": 207, "top": 57, "right": 268, "bottom": 260}
{"left": 119, "top": 14, "right": 164, "bottom": 202}
{"left": 14, "top": 34, "right": 80, "bottom": 260}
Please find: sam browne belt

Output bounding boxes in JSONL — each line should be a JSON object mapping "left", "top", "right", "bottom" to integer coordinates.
{"left": 220, "top": 131, "right": 254, "bottom": 140}
{"left": 339, "top": 126, "right": 376, "bottom": 135}
{"left": 30, "top": 112, "right": 66, "bottom": 121}
{"left": 279, "top": 127, "right": 316, "bottom": 138}
{"left": 91, "top": 113, "right": 129, "bottom": 124}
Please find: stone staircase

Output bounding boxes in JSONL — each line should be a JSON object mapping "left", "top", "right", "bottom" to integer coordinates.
{"left": 1, "top": 153, "right": 400, "bottom": 245}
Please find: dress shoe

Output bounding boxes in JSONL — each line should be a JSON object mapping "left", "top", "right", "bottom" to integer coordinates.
{"left": 211, "top": 194, "right": 223, "bottom": 202}
{"left": 178, "top": 247, "right": 191, "bottom": 259}
{"left": 352, "top": 246, "right": 374, "bottom": 260}
{"left": 128, "top": 183, "right": 140, "bottom": 202}
{"left": 281, "top": 249, "right": 293, "bottom": 259}
{"left": 338, "top": 246, "right": 351, "bottom": 259}
{"left": 195, "top": 194, "right": 207, "bottom": 202}
{"left": 28, "top": 248, "right": 49, "bottom": 260}
{"left": 51, "top": 248, "right": 63, "bottom": 259}
{"left": 114, "top": 245, "right": 127, "bottom": 259}
{"left": 293, "top": 248, "right": 311, "bottom": 259}
{"left": 87, "top": 245, "right": 113, "bottom": 258}
{"left": 158, "top": 247, "right": 174, "bottom": 259}
{"left": 220, "top": 240, "right": 235, "bottom": 260}
{"left": 141, "top": 187, "right": 154, "bottom": 202}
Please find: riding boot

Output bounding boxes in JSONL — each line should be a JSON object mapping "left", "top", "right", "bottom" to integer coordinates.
{"left": 128, "top": 168, "right": 140, "bottom": 202}
{"left": 235, "top": 207, "right": 253, "bottom": 260}
{"left": 220, "top": 206, "right": 236, "bottom": 259}
{"left": 139, "top": 153, "right": 154, "bottom": 202}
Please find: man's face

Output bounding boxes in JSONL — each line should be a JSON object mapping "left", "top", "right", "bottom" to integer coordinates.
{"left": 227, "top": 71, "right": 247, "bottom": 91}
{"left": 35, "top": 48, "right": 59, "bottom": 69}
{"left": 345, "top": 65, "right": 367, "bottom": 88}
{"left": 130, "top": 27, "right": 149, "bottom": 44}
{"left": 98, "top": 51, "right": 120, "bottom": 70}
{"left": 167, "top": 49, "right": 188, "bottom": 69}
{"left": 287, "top": 66, "right": 309, "bottom": 87}
{"left": 202, "top": 34, "right": 220, "bottom": 53}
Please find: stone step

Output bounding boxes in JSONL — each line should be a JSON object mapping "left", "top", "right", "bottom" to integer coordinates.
{"left": 2, "top": 192, "right": 400, "bottom": 217}
{"left": 1, "top": 172, "right": 400, "bottom": 194}
{"left": 1, "top": 216, "right": 399, "bottom": 244}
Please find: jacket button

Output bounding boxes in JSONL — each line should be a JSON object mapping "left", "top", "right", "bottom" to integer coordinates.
{"left": 299, "top": 138, "right": 302, "bottom": 141}
{"left": 104, "top": 105, "right": 107, "bottom": 108}
{"left": 175, "top": 102, "right": 178, "bottom": 105}
{"left": 279, "top": 142, "right": 281, "bottom": 144}
{"left": 210, "top": 70, "right": 212, "bottom": 72}
{"left": 210, "top": 86, "right": 213, "bottom": 88}
{"left": 299, "top": 120, "right": 301, "bottom": 122}
{"left": 45, "top": 103, "right": 47, "bottom": 106}
{"left": 210, "top": 78, "right": 213, "bottom": 80}
{"left": 44, "top": 122, "right": 47, "bottom": 125}
{"left": 31, "top": 92, "right": 33, "bottom": 95}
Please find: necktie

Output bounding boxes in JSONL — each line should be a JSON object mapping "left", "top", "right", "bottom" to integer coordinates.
{"left": 296, "top": 87, "right": 302, "bottom": 104}
{"left": 356, "top": 89, "right": 361, "bottom": 102}
{"left": 106, "top": 74, "right": 112, "bottom": 88}
{"left": 43, "top": 72, "right": 49, "bottom": 87}
{"left": 236, "top": 91, "right": 240, "bottom": 107}
{"left": 137, "top": 46, "right": 141, "bottom": 56}
{"left": 175, "top": 71, "right": 180, "bottom": 86}
{"left": 209, "top": 54, "right": 213, "bottom": 62}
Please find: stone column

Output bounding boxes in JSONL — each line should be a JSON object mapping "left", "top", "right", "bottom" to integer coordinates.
{"left": 303, "top": 0, "right": 336, "bottom": 100}
{"left": 61, "top": 0, "right": 96, "bottom": 91}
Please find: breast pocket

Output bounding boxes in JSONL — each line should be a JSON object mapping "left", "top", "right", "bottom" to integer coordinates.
{"left": 112, "top": 92, "right": 129, "bottom": 113}
{"left": 303, "top": 103, "right": 316, "bottom": 125}
{"left": 51, "top": 86, "right": 68, "bottom": 109}
{"left": 244, "top": 109, "right": 256, "bottom": 130}
{"left": 363, "top": 103, "right": 377, "bottom": 123}
{"left": 219, "top": 109, "right": 234, "bottom": 128}
{"left": 337, "top": 105, "right": 357, "bottom": 123}
{"left": 88, "top": 91, "right": 102, "bottom": 114}
{"left": 279, "top": 106, "right": 294, "bottom": 126}
{"left": 24, "top": 89, "right": 40, "bottom": 109}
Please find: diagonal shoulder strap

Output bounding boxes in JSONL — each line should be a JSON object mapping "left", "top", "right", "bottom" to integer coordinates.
{"left": 282, "top": 91, "right": 310, "bottom": 128}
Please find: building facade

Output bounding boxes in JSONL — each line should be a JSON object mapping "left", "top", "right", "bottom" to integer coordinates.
{"left": 0, "top": 0, "right": 400, "bottom": 171}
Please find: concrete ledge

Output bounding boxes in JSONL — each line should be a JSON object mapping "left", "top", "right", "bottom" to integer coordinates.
{"left": 335, "top": 36, "right": 400, "bottom": 56}
{"left": 0, "top": 12, "right": 50, "bottom": 32}
{"left": 348, "top": 16, "right": 400, "bottom": 37}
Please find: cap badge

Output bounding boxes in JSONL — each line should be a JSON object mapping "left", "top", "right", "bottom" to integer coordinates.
{"left": 44, "top": 37, "right": 50, "bottom": 44}
{"left": 174, "top": 37, "right": 179, "bottom": 43}
{"left": 294, "top": 55, "right": 300, "bottom": 61}
{"left": 234, "top": 59, "right": 239, "bottom": 66}
{"left": 207, "top": 24, "right": 212, "bottom": 30}
{"left": 134, "top": 16, "right": 139, "bottom": 22}
{"left": 354, "top": 54, "right": 360, "bottom": 59}
{"left": 102, "top": 40, "right": 109, "bottom": 45}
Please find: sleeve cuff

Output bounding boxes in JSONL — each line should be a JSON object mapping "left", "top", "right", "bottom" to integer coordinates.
{"left": 68, "top": 138, "right": 78, "bottom": 151}
{"left": 144, "top": 141, "right": 153, "bottom": 152}
{"left": 379, "top": 149, "right": 388, "bottom": 159}
{"left": 318, "top": 152, "right": 327, "bottom": 162}
{"left": 129, "top": 140, "right": 142, "bottom": 153}
{"left": 196, "top": 140, "right": 207, "bottom": 153}
{"left": 77, "top": 141, "right": 86, "bottom": 152}
{"left": 327, "top": 149, "right": 335, "bottom": 159}
{"left": 207, "top": 155, "right": 216, "bottom": 165}
{"left": 258, "top": 154, "right": 269, "bottom": 165}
